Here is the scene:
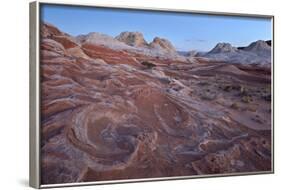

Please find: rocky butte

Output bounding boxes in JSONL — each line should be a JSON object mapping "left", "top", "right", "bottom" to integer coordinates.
{"left": 115, "top": 31, "right": 149, "bottom": 47}
{"left": 40, "top": 22, "right": 272, "bottom": 184}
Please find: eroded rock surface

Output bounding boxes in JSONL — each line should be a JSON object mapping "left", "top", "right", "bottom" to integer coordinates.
{"left": 40, "top": 23, "right": 272, "bottom": 184}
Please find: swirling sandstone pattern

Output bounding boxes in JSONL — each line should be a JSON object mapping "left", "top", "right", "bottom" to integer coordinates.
{"left": 40, "top": 23, "right": 272, "bottom": 184}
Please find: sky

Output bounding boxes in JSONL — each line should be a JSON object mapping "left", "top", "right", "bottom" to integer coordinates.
{"left": 41, "top": 4, "right": 272, "bottom": 51}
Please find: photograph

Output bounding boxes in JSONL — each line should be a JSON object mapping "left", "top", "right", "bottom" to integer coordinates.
{"left": 38, "top": 3, "right": 273, "bottom": 186}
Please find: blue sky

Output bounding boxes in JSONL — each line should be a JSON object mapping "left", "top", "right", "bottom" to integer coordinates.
{"left": 41, "top": 4, "right": 272, "bottom": 51}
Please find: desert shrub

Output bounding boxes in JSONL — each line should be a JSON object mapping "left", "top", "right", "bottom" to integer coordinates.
{"left": 251, "top": 115, "right": 263, "bottom": 124}
{"left": 265, "top": 85, "right": 271, "bottom": 92}
{"left": 141, "top": 61, "right": 156, "bottom": 69}
{"left": 221, "top": 84, "right": 240, "bottom": 92}
{"left": 260, "top": 86, "right": 271, "bottom": 101}
{"left": 240, "top": 85, "right": 245, "bottom": 94}
{"left": 222, "top": 85, "right": 232, "bottom": 92}
{"left": 171, "top": 85, "right": 184, "bottom": 92}
{"left": 159, "top": 77, "right": 171, "bottom": 84}
{"left": 230, "top": 102, "right": 240, "bottom": 109}
{"left": 262, "top": 94, "right": 271, "bottom": 101}
{"left": 239, "top": 85, "right": 249, "bottom": 96}
{"left": 247, "top": 105, "right": 257, "bottom": 112}
{"left": 241, "top": 95, "right": 252, "bottom": 103}
{"left": 200, "top": 89, "right": 217, "bottom": 100}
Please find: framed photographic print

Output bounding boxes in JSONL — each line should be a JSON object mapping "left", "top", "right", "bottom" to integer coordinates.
{"left": 29, "top": 1, "right": 274, "bottom": 188}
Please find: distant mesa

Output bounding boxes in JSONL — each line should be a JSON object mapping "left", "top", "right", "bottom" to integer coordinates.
{"left": 208, "top": 42, "right": 238, "bottom": 54}
{"left": 115, "top": 31, "right": 148, "bottom": 47}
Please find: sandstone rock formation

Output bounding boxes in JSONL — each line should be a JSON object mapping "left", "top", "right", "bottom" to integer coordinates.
{"left": 244, "top": 40, "right": 271, "bottom": 52}
{"left": 204, "top": 41, "right": 271, "bottom": 66}
{"left": 115, "top": 31, "right": 177, "bottom": 53}
{"left": 41, "top": 22, "right": 63, "bottom": 38}
{"left": 208, "top": 42, "right": 238, "bottom": 54}
{"left": 40, "top": 23, "right": 272, "bottom": 185}
{"left": 77, "top": 32, "right": 130, "bottom": 50}
{"left": 77, "top": 31, "right": 182, "bottom": 61}
{"left": 149, "top": 37, "right": 177, "bottom": 53}
{"left": 186, "top": 50, "right": 200, "bottom": 57}
{"left": 115, "top": 31, "right": 148, "bottom": 47}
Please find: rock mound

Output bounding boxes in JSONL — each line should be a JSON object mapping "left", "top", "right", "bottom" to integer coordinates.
{"left": 149, "top": 37, "right": 176, "bottom": 53}
{"left": 41, "top": 22, "right": 63, "bottom": 38}
{"left": 208, "top": 43, "right": 238, "bottom": 54}
{"left": 77, "top": 32, "right": 130, "bottom": 50}
{"left": 41, "top": 23, "right": 79, "bottom": 50}
{"left": 115, "top": 32, "right": 148, "bottom": 47}
{"left": 77, "top": 31, "right": 183, "bottom": 60}
{"left": 186, "top": 50, "right": 200, "bottom": 57}
{"left": 244, "top": 40, "right": 271, "bottom": 52}
{"left": 204, "top": 40, "right": 271, "bottom": 66}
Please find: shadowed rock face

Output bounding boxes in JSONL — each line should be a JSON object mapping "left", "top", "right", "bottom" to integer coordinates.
{"left": 40, "top": 23, "right": 272, "bottom": 185}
